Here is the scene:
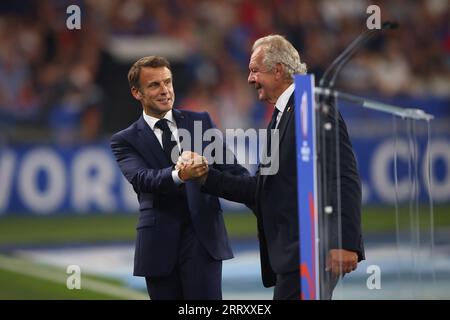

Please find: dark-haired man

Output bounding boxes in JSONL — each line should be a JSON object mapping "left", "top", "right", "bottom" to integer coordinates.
{"left": 110, "top": 56, "right": 248, "bottom": 299}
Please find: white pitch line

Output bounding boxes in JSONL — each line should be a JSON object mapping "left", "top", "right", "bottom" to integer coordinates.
{"left": 0, "top": 254, "right": 148, "bottom": 300}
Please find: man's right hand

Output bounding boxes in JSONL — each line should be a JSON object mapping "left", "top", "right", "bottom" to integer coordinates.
{"left": 176, "top": 151, "right": 209, "bottom": 183}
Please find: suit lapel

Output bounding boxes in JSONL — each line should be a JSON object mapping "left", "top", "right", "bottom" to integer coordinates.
{"left": 172, "top": 108, "right": 191, "bottom": 152}
{"left": 173, "top": 109, "right": 204, "bottom": 217}
{"left": 172, "top": 108, "right": 186, "bottom": 126}
{"left": 136, "top": 116, "right": 168, "bottom": 167}
{"left": 259, "top": 93, "right": 295, "bottom": 187}
{"left": 276, "top": 93, "right": 295, "bottom": 147}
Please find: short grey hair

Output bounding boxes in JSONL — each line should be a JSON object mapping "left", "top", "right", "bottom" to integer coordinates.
{"left": 252, "top": 35, "right": 307, "bottom": 80}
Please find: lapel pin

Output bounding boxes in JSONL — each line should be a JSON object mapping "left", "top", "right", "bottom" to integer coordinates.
{"left": 287, "top": 106, "right": 291, "bottom": 112}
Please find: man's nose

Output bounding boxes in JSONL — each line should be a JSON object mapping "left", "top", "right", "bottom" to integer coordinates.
{"left": 248, "top": 73, "right": 255, "bottom": 84}
{"left": 160, "top": 83, "right": 169, "bottom": 94}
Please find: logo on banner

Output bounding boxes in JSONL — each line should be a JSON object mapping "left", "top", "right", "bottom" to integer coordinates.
{"left": 300, "top": 92, "right": 311, "bottom": 162}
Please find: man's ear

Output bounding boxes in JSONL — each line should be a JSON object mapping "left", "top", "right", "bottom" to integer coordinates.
{"left": 131, "top": 87, "right": 142, "bottom": 100}
{"left": 274, "top": 63, "right": 283, "bottom": 80}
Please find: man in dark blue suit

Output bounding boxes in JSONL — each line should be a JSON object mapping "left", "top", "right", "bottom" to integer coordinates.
{"left": 110, "top": 56, "right": 248, "bottom": 300}
{"left": 179, "top": 35, "right": 365, "bottom": 300}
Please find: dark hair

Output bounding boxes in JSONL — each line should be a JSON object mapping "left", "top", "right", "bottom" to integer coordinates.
{"left": 127, "top": 56, "right": 171, "bottom": 89}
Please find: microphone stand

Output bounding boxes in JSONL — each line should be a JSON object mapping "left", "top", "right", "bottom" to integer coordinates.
{"left": 315, "top": 21, "right": 398, "bottom": 298}
{"left": 319, "top": 21, "right": 399, "bottom": 90}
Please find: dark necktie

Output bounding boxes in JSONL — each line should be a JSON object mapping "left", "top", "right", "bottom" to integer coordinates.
{"left": 155, "top": 119, "right": 180, "bottom": 164}
{"left": 266, "top": 107, "right": 280, "bottom": 157}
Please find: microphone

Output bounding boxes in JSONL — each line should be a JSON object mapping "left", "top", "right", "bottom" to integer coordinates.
{"left": 319, "top": 21, "right": 399, "bottom": 90}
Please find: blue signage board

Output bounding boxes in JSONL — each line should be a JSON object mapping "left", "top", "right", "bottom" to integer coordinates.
{"left": 294, "top": 74, "right": 320, "bottom": 300}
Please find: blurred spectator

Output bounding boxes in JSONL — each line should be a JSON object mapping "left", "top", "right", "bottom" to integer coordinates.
{"left": 0, "top": 18, "right": 39, "bottom": 121}
{"left": 0, "top": 0, "right": 448, "bottom": 143}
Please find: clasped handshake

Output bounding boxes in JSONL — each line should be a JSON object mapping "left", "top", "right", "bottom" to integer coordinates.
{"left": 176, "top": 151, "right": 209, "bottom": 183}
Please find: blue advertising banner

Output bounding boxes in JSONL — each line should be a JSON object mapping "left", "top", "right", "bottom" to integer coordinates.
{"left": 338, "top": 96, "right": 450, "bottom": 205}
{"left": 294, "top": 74, "right": 320, "bottom": 300}
{"left": 0, "top": 144, "right": 138, "bottom": 215}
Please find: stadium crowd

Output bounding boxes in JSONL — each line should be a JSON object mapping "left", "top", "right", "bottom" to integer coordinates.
{"left": 0, "top": 0, "right": 448, "bottom": 143}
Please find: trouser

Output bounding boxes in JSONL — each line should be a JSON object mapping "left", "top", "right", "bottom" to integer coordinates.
{"left": 273, "top": 270, "right": 340, "bottom": 300}
{"left": 145, "top": 223, "right": 222, "bottom": 300}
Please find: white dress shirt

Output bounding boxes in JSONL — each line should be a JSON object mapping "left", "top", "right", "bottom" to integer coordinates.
{"left": 142, "top": 110, "right": 183, "bottom": 185}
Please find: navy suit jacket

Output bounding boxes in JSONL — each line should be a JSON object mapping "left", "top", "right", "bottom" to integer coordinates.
{"left": 202, "top": 93, "right": 365, "bottom": 287}
{"left": 111, "top": 109, "right": 248, "bottom": 277}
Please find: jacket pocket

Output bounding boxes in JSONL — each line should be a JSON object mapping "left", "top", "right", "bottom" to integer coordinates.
{"left": 139, "top": 199, "right": 154, "bottom": 211}
{"left": 136, "top": 215, "right": 156, "bottom": 229}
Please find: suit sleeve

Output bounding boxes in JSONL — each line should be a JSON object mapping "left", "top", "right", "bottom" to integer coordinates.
{"left": 202, "top": 167, "right": 257, "bottom": 207}
{"left": 202, "top": 111, "right": 250, "bottom": 177}
{"left": 324, "top": 107, "right": 364, "bottom": 260}
{"left": 200, "top": 111, "right": 255, "bottom": 208}
{"left": 110, "top": 133, "right": 179, "bottom": 195}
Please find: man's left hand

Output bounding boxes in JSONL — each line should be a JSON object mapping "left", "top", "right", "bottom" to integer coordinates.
{"left": 326, "top": 249, "right": 358, "bottom": 277}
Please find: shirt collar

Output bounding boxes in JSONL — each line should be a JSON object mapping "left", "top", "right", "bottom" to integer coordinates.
{"left": 274, "top": 83, "right": 295, "bottom": 113}
{"left": 143, "top": 109, "right": 175, "bottom": 130}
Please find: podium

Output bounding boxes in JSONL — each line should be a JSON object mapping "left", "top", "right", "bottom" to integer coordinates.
{"left": 294, "top": 74, "right": 434, "bottom": 299}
